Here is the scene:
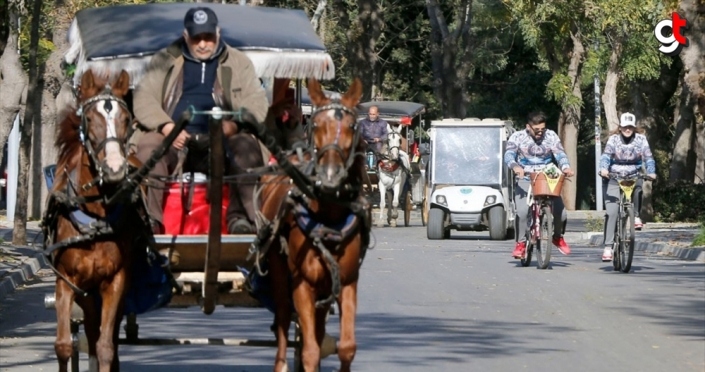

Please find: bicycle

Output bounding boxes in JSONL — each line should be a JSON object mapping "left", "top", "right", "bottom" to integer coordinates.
{"left": 520, "top": 171, "right": 565, "bottom": 270}
{"left": 604, "top": 173, "right": 653, "bottom": 273}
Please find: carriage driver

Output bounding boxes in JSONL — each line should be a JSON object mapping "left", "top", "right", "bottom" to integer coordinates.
{"left": 359, "top": 106, "right": 388, "bottom": 154}
{"left": 504, "top": 111, "right": 574, "bottom": 259}
{"left": 132, "top": 6, "right": 269, "bottom": 235}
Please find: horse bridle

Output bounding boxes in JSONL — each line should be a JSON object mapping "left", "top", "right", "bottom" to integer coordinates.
{"left": 309, "top": 100, "right": 361, "bottom": 180}
{"left": 76, "top": 86, "right": 132, "bottom": 185}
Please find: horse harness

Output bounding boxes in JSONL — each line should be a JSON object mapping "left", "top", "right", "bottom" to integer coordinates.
{"left": 252, "top": 99, "right": 371, "bottom": 308}
{"left": 41, "top": 88, "right": 143, "bottom": 296}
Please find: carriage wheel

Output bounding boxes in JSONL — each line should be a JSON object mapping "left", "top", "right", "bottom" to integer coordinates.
{"left": 404, "top": 190, "right": 411, "bottom": 227}
{"left": 203, "top": 117, "right": 224, "bottom": 315}
{"left": 421, "top": 184, "right": 429, "bottom": 227}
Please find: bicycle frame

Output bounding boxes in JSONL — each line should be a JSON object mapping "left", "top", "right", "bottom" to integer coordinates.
{"left": 608, "top": 173, "right": 649, "bottom": 273}
{"left": 521, "top": 177, "right": 555, "bottom": 269}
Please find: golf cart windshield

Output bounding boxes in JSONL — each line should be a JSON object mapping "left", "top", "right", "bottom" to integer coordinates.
{"left": 432, "top": 126, "right": 502, "bottom": 185}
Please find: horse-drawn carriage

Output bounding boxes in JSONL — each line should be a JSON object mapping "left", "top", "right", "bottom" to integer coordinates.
{"left": 357, "top": 101, "right": 427, "bottom": 227}
{"left": 41, "top": 3, "right": 367, "bottom": 371}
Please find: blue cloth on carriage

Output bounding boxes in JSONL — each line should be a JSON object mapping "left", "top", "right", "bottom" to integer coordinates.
{"left": 124, "top": 249, "right": 172, "bottom": 315}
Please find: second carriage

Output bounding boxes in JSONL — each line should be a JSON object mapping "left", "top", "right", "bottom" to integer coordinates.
{"left": 358, "top": 101, "right": 428, "bottom": 227}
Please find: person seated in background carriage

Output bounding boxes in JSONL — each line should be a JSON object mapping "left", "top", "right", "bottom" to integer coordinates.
{"left": 132, "top": 6, "right": 270, "bottom": 235}
{"left": 359, "top": 105, "right": 388, "bottom": 157}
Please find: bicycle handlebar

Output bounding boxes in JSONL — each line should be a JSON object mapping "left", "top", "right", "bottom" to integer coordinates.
{"left": 603, "top": 172, "right": 655, "bottom": 181}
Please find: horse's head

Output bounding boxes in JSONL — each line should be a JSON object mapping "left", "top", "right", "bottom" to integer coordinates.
{"left": 75, "top": 70, "right": 132, "bottom": 184}
{"left": 308, "top": 78, "right": 363, "bottom": 192}
{"left": 386, "top": 124, "right": 402, "bottom": 160}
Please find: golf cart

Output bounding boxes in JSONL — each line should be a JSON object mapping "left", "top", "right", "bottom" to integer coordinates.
{"left": 424, "top": 118, "right": 516, "bottom": 240}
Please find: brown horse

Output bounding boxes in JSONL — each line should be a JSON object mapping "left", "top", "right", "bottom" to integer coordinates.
{"left": 45, "top": 69, "right": 136, "bottom": 372}
{"left": 257, "top": 78, "right": 368, "bottom": 372}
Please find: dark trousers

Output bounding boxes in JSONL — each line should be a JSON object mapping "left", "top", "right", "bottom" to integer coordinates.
{"left": 135, "top": 132, "right": 264, "bottom": 227}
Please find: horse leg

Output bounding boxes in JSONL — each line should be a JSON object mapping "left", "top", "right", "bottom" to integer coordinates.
{"left": 76, "top": 294, "right": 101, "bottom": 371}
{"left": 96, "top": 270, "right": 126, "bottom": 372}
{"left": 337, "top": 281, "right": 358, "bottom": 372}
{"left": 389, "top": 178, "right": 400, "bottom": 227}
{"left": 292, "top": 279, "right": 320, "bottom": 372}
{"left": 377, "top": 180, "right": 385, "bottom": 228}
{"left": 54, "top": 279, "right": 76, "bottom": 372}
{"left": 268, "top": 247, "right": 292, "bottom": 372}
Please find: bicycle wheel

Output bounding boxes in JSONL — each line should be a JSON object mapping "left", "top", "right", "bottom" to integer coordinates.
{"left": 535, "top": 205, "right": 553, "bottom": 270}
{"left": 520, "top": 214, "right": 532, "bottom": 267}
{"left": 620, "top": 206, "right": 636, "bottom": 273}
{"left": 612, "top": 210, "right": 621, "bottom": 270}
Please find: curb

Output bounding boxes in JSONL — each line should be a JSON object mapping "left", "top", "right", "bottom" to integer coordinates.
{"left": 0, "top": 246, "right": 49, "bottom": 300}
{"left": 588, "top": 234, "right": 705, "bottom": 262}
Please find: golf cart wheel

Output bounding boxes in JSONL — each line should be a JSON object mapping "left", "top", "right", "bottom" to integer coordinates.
{"left": 427, "top": 208, "right": 445, "bottom": 240}
{"left": 488, "top": 205, "right": 506, "bottom": 241}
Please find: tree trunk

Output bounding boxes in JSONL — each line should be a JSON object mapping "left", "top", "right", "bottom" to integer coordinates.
{"left": 425, "top": 0, "right": 473, "bottom": 118}
{"left": 27, "top": 0, "right": 72, "bottom": 219}
{"left": 558, "top": 31, "right": 584, "bottom": 211}
{"left": 13, "top": 0, "right": 42, "bottom": 245}
{"left": 602, "top": 36, "right": 622, "bottom": 132}
{"left": 670, "top": 0, "right": 705, "bottom": 182}
{"left": 352, "top": 0, "right": 383, "bottom": 101}
{"left": 0, "top": 12, "right": 27, "bottom": 174}
{"left": 669, "top": 74, "right": 698, "bottom": 182}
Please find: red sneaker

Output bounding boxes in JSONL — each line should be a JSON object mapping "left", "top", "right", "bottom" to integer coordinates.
{"left": 512, "top": 241, "right": 527, "bottom": 259}
{"left": 552, "top": 236, "right": 571, "bottom": 255}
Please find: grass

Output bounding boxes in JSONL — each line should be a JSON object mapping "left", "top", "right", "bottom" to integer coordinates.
{"left": 692, "top": 224, "right": 705, "bottom": 247}
{"left": 585, "top": 214, "right": 604, "bottom": 232}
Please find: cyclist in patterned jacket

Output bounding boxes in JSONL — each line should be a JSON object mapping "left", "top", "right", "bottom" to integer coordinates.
{"left": 504, "top": 111, "right": 575, "bottom": 259}
{"left": 598, "top": 112, "right": 656, "bottom": 261}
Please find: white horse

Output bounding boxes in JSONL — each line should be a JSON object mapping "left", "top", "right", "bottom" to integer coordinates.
{"left": 377, "top": 124, "right": 410, "bottom": 227}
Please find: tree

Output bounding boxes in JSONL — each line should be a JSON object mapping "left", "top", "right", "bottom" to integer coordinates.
{"left": 425, "top": 0, "right": 473, "bottom": 118}
{"left": 503, "top": 0, "right": 588, "bottom": 210}
{"left": 669, "top": 0, "right": 704, "bottom": 182}
{"left": 0, "top": 1, "right": 27, "bottom": 176}
{"left": 12, "top": 0, "right": 40, "bottom": 244}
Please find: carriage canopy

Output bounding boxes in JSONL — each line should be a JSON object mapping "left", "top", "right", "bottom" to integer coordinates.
{"left": 358, "top": 101, "right": 425, "bottom": 126}
{"left": 65, "top": 3, "right": 335, "bottom": 86}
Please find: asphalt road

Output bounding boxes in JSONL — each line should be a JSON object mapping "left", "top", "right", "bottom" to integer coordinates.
{"left": 1, "top": 224, "right": 703, "bottom": 371}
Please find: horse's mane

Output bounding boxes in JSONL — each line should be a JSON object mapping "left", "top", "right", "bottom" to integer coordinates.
{"left": 53, "top": 105, "right": 83, "bottom": 190}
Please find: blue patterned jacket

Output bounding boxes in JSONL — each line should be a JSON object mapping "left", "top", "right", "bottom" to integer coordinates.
{"left": 504, "top": 129, "right": 571, "bottom": 173}
{"left": 599, "top": 133, "right": 656, "bottom": 176}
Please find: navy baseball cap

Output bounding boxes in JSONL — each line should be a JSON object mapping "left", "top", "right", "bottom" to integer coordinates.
{"left": 184, "top": 7, "right": 218, "bottom": 37}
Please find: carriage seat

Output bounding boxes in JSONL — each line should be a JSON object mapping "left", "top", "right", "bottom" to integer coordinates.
{"left": 162, "top": 173, "right": 230, "bottom": 235}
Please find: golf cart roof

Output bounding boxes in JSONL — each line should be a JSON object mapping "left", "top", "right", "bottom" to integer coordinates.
{"left": 431, "top": 118, "right": 513, "bottom": 127}
{"left": 358, "top": 101, "right": 426, "bottom": 120}
{"left": 64, "top": 3, "right": 335, "bottom": 86}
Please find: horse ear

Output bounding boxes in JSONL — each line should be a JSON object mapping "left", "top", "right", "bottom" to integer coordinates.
{"left": 81, "top": 70, "right": 95, "bottom": 91}
{"left": 341, "top": 78, "right": 363, "bottom": 108}
{"left": 307, "top": 78, "right": 328, "bottom": 107}
{"left": 112, "top": 70, "right": 131, "bottom": 97}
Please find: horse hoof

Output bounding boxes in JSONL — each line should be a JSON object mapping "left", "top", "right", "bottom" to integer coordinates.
{"left": 390, "top": 221, "right": 397, "bottom": 227}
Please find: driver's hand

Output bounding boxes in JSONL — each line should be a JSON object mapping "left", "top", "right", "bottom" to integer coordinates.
{"left": 374, "top": 138, "right": 380, "bottom": 143}
{"left": 647, "top": 173, "right": 657, "bottom": 180}
{"left": 172, "top": 130, "right": 191, "bottom": 150}
{"left": 160, "top": 122, "right": 175, "bottom": 137}
{"left": 563, "top": 168, "right": 575, "bottom": 177}
{"left": 512, "top": 166, "right": 524, "bottom": 178}
{"left": 600, "top": 169, "right": 609, "bottom": 178}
